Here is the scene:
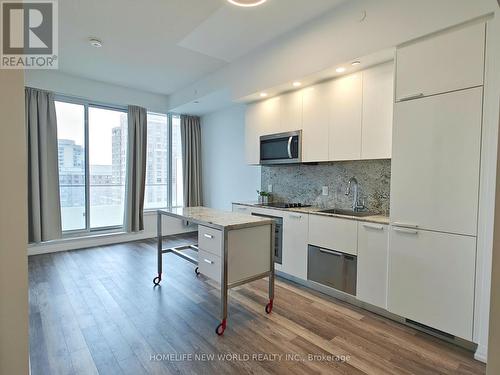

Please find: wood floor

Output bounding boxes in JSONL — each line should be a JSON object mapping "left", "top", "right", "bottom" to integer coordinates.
{"left": 29, "top": 234, "right": 485, "bottom": 375}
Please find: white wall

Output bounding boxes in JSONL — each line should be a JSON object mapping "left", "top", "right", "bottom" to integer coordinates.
{"left": 0, "top": 70, "right": 29, "bottom": 374}
{"left": 25, "top": 70, "right": 168, "bottom": 113}
{"left": 201, "top": 105, "right": 260, "bottom": 210}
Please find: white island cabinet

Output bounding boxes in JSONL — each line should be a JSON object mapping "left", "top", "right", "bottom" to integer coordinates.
{"left": 356, "top": 222, "right": 389, "bottom": 309}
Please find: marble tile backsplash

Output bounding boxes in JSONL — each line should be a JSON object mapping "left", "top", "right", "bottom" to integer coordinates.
{"left": 261, "top": 159, "right": 391, "bottom": 215}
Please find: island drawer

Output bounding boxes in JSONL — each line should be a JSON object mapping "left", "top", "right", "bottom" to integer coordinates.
{"left": 198, "top": 225, "right": 223, "bottom": 256}
{"left": 199, "top": 249, "right": 221, "bottom": 283}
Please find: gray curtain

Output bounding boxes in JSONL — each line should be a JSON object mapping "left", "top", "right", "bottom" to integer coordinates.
{"left": 25, "top": 87, "right": 62, "bottom": 243}
{"left": 125, "top": 105, "right": 147, "bottom": 232}
{"left": 180, "top": 115, "right": 203, "bottom": 207}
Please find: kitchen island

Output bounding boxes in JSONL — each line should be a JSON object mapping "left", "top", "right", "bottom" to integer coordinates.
{"left": 155, "top": 206, "right": 275, "bottom": 335}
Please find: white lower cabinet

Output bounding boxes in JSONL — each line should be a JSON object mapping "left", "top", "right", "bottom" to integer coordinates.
{"left": 356, "top": 222, "right": 389, "bottom": 309}
{"left": 388, "top": 227, "right": 476, "bottom": 340}
{"left": 282, "top": 212, "right": 308, "bottom": 280}
{"left": 308, "top": 214, "right": 358, "bottom": 255}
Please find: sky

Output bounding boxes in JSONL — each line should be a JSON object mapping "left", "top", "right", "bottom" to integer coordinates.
{"left": 55, "top": 101, "right": 126, "bottom": 165}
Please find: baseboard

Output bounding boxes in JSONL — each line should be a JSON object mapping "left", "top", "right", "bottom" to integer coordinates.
{"left": 28, "top": 231, "right": 155, "bottom": 255}
{"left": 474, "top": 344, "right": 488, "bottom": 363}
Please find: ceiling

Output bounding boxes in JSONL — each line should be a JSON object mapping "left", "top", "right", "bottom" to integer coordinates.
{"left": 57, "top": 0, "right": 347, "bottom": 95}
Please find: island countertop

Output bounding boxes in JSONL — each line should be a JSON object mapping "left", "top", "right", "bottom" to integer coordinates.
{"left": 158, "top": 206, "right": 274, "bottom": 231}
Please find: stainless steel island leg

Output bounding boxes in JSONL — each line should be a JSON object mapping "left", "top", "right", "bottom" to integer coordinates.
{"left": 153, "top": 211, "right": 163, "bottom": 286}
{"left": 266, "top": 222, "right": 275, "bottom": 314}
{"left": 216, "top": 228, "right": 229, "bottom": 335}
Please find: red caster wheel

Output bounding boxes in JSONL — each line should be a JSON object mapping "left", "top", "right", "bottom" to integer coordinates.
{"left": 215, "top": 319, "right": 227, "bottom": 336}
{"left": 153, "top": 275, "right": 162, "bottom": 286}
{"left": 265, "top": 299, "right": 273, "bottom": 314}
{"left": 195, "top": 267, "right": 200, "bottom": 276}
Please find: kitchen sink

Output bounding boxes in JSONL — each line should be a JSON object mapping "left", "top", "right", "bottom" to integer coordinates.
{"left": 317, "top": 208, "right": 375, "bottom": 217}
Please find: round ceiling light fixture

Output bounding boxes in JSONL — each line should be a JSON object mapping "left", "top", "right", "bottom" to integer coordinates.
{"left": 227, "top": 0, "right": 267, "bottom": 7}
{"left": 89, "top": 38, "right": 102, "bottom": 48}
{"left": 335, "top": 67, "right": 346, "bottom": 73}
{"left": 292, "top": 81, "right": 302, "bottom": 87}
{"left": 260, "top": 92, "right": 268, "bottom": 97}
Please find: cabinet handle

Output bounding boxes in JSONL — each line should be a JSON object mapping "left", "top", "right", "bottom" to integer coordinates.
{"left": 319, "top": 248, "right": 342, "bottom": 256}
{"left": 399, "top": 93, "right": 424, "bottom": 101}
{"left": 362, "top": 223, "right": 384, "bottom": 230}
{"left": 393, "top": 227, "right": 419, "bottom": 235}
{"left": 393, "top": 222, "right": 418, "bottom": 228}
{"left": 289, "top": 214, "right": 302, "bottom": 219}
{"left": 203, "top": 258, "right": 214, "bottom": 264}
{"left": 203, "top": 233, "right": 214, "bottom": 239}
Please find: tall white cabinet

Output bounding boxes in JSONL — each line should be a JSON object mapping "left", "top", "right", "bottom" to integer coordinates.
{"left": 391, "top": 87, "right": 482, "bottom": 236}
{"left": 388, "top": 22, "right": 485, "bottom": 341}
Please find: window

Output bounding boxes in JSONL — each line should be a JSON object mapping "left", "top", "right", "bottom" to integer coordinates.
{"left": 144, "top": 113, "right": 169, "bottom": 209}
{"left": 88, "top": 107, "right": 128, "bottom": 228}
{"left": 55, "top": 101, "right": 86, "bottom": 231}
{"left": 144, "top": 113, "right": 184, "bottom": 209}
{"left": 56, "top": 98, "right": 128, "bottom": 233}
{"left": 56, "top": 96, "right": 184, "bottom": 234}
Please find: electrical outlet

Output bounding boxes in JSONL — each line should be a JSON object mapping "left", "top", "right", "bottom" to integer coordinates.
{"left": 268, "top": 184, "right": 273, "bottom": 192}
{"left": 322, "top": 186, "right": 328, "bottom": 196}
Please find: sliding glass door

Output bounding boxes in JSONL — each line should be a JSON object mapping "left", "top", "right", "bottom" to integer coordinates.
{"left": 88, "top": 107, "right": 127, "bottom": 229}
{"left": 56, "top": 98, "right": 128, "bottom": 234}
{"left": 55, "top": 101, "right": 86, "bottom": 231}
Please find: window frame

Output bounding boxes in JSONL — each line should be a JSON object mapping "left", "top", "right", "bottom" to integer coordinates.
{"left": 55, "top": 94, "right": 128, "bottom": 236}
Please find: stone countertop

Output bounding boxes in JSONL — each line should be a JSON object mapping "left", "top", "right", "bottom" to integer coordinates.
{"left": 233, "top": 202, "right": 390, "bottom": 225}
{"left": 158, "top": 206, "right": 274, "bottom": 231}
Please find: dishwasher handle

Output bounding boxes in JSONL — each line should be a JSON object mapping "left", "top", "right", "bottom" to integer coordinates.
{"left": 319, "top": 248, "right": 343, "bottom": 257}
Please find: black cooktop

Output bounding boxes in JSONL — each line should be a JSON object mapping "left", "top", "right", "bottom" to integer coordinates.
{"left": 261, "top": 202, "right": 311, "bottom": 209}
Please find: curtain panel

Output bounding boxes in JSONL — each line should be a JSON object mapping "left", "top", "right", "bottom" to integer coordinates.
{"left": 25, "top": 87, "right": 62, "bottom": 243}
{"left": 180, "top": 115, "right": 203, "bottom": 207}
{"left": 125, "top": 105, "right": 147, "bottom": 232}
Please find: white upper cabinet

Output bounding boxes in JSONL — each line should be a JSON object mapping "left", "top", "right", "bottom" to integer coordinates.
{"left": 302, "top": 84, "right": 330, "bottom": 162}
{"left": 244, "top": 97, "right": 281, "bottom": 164}
{"left": 357, "top": 223, "right": 389, "bottom": 309}
{"left": 258, "top": 96, "right": 282, "bottom": 136}
{"left": 280, "top": 90, "right": 303, "bottom": 133}
{"left": 390, "top": 87, "right": 482, "bottom": 236}
{"left": 395, "top": 23, "right": 485, "bottom": 101}
{"left": 361, "top": 62, "right": 394, "bottom": 159}
{"left": 388, "top": 227, "right": 476, "bottom": 340}
{"left": 329, "top": 73, "right": 362, "bottom": 161}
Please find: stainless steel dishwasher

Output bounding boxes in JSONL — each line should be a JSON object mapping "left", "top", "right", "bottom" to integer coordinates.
{"left": 307, "top": 245, "right": 357, "bottom": 295}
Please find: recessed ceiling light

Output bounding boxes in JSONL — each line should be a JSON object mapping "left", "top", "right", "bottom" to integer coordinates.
{"left": 351, "top": 61, "right": 361, "bottom": 66}
{"left": 260, "top": 92, "right": 268, "bottom": 97}
{"left": 227, "top": 0, "right": 267, "bottom": 7}
{"left": 89, "top": 38, "right": 102, "bottom": 48}
{"left": 336, "top": 67, "right": 346, "bottom": 73}
{"left": 292, "top": 81, "right": 302, "bottom": 87}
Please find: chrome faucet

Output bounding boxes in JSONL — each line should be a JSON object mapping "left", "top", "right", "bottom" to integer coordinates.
{"left": 345, "top": 177, "right": 366, "bottom": 212}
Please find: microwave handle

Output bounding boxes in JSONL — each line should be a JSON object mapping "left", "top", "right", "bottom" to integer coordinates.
{"left": 287, "top": 136, "right": 293, "bottom": 158}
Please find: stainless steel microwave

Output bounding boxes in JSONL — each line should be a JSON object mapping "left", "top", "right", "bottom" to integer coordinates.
{"left": 260, "top": 130, "right": 302, "bottom": 165}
